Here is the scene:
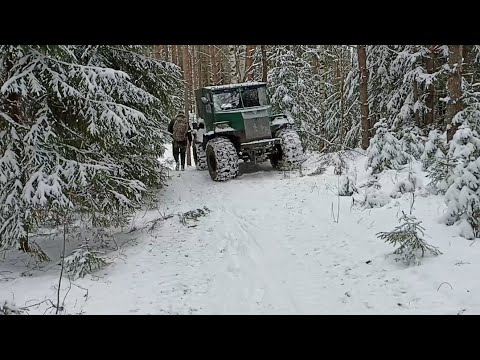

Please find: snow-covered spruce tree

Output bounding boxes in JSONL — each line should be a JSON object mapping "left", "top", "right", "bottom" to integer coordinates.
{"left": 400, "top": 126, "right": 425, "bottom": 160}
{"left": 362, "top": 182, "right": 391, "bottom": 208}
{"left": 266, "top": 45, "right": 361, "bottom": 152}
{"left": 427, "top": 152, "right": 457, "bottom": 195}
{"left": 366, "top": 120, "right": 409, "bottom": 174}
{"left": 267, "top": 45, "right": 321, "bottom": 151}
{"left": 391, "top": 163, "right": 423, "bottom": 199}
{"left": 0, "top": 45, "right": 183, "bottom": 255}
{"left": 321, "top": 46, "right": 360, "bottom": 151}
{"left": 64, "top": 242, "right": 109, "bottom": 279}
{"left": 377, "top": 212, "right": 441, "bottom": 265}
{"left": 443, "top": 121, "right": 480, "bottom": 239}
{"left": 366, "top": 46, "right": 396, "bottom": 130}
{"left": 387, "top": 46, "right": 443, "bottom": 131}
{"left": 421, "top": 129, "right": 446, "bottom": 170}
{"left": 423, "top": 130, "right": 452, "bottom": 194}
{"left": 338, "top": 175, "right": 357, "bottom": 196}
{"left": 367, "top": 45, "right": 447, "bottom": 140}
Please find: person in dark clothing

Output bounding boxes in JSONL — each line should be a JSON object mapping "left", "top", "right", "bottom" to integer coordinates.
{"left": 168, "top": 111, "right": 192, "bottom": 171}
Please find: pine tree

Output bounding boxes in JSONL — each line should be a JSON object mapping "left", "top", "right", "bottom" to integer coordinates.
{"left": 357, "top": 45, "right": 370, "bottom": 149}
{"left": 427, "top": 152, "right": 457, "bottom": 194}
{"left": 367, "top": 120, "right": 408, "bottom": 174}
{"left": 400, "top": 126, "right": 425, "bottom": 160}
{"left": 421, "top": 129, "right": 446, "bottom": 170}
{"left": 444, "top": 158, "right": 480, "bottom": 239}
{"left": 322, "top": 46, "right": 360, "bottom": 151}
{"left": 367, "top": 46, "right": 396, "bottom": 131}
{"left": 338, "top": 175, "right": 357, "bottom": 196}
{"left": 377, "top": 212, "right": 441, "bottom": 265}
{"left": 268, "top": 45, "right": 321, "bottom": 150}
{"left": 443, "top": 123, "right": 480, "bottom": 238}
{"left": 0, "top": 45, "right": 182, "bottom": 255}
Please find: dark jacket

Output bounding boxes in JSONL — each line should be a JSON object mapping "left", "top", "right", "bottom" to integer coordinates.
{"left": 168, "top": 115, "right": 192, "bottom": 143}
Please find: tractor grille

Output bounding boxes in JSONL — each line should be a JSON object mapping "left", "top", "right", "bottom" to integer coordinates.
{"left": 244, "top": 117, "right": 271, "bottom": 141}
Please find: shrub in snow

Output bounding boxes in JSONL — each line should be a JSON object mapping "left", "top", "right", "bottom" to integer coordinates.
{"left": 391, "top": 171, "right": 423, "bottom": 199}
{"left": 443, "top": 158, "right": 480, "bottom": 239}
{"left": 0, "top": 301, "right": 25, "bottom": 315}
{"left": 64, "top": 243, "right": 109, "bottom": 279}
{"left": 446, "top": 124, "right": 480, "bottom": 167}
{"left": 359, "top": 175, "right": 390, "bottom": 208}
{"left": 377, "top": 212, "right": 441, "bottom": 265}
{"left": 359, "top": 174, "right": 381, "bottom": 190}
{"left": 426, "top": 123, "right": 480, "bottom": 195}
{"left": 400, "top": 127, "right": 425, "bottom": 161}
{"left": 421, "top": 129, "right": 446, "bottom": 170}
{"left": 367, "top": 121, "right": 408, "bottom": 174}
{"left": 333, "top": 153, "right": 348, "bottom": 175}
{"left": 439, "top": 124, "right": 480, "bottom": 238}
{"left": 0, "top": 45, "right": 182, "bottom": 255}
{"left": 427, "top": 153, "right": 457, "bottom": 195}
{"left": 363, "top": 187, "right": 391, "bottom": 208}
{"left": 338, "top": 175, "right": 357, "bottom": 196}
{"left": 307, "top": 166, "right": 326, "bottom": 177}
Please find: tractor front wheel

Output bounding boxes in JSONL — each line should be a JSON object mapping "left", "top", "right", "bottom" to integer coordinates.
{"left": 270, "top": 128, "right": 304, "bottom": 170}
{"left": 206, "top": 137, "right": 239, "bottom": 181}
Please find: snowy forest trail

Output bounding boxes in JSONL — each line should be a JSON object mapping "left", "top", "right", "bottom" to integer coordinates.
{"left": 2, "top": 147, "right": 480, "bottom": 315}
{"left": 81, "top": 148, "right": 480, "bottom": 314}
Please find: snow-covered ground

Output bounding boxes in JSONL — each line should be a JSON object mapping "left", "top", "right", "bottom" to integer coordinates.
{"left": 1, "top": 146, "right": 480, "bottom": 315}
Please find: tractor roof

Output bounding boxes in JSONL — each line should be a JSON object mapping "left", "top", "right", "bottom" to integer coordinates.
{"left": 203, "top": 81, "right": 267, "bottom": 91}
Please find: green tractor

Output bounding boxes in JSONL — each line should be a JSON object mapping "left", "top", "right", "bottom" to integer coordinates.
{"left": 192, "top": 82, "right": 304, "bottom": 181}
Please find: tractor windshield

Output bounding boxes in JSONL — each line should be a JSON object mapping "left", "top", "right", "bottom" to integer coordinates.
{"left": 213, "top": 88, "right": 241, "bottom": 111}
{"left": 212, "top": 86, "right": 268, "bottom": 111}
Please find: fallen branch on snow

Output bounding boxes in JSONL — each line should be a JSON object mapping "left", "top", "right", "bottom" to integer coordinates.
{"left": 437, "top": 282, "right": 453, "bottom": 291}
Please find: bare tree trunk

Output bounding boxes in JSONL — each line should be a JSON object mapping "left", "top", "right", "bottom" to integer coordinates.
{"left": 318, "top": 45, "right": 326, "bottom": 106}
{"left": 357, "top": 45, "right": 370, "bottom": 150}
{"left": 220, "top": 46, "right": 231, "bottom": 84}
{"left": 261, "top": 45, "right": 268, "bottom": 82}
{"left": 196, "top": 45, "right": 203, "bottom": 87}
{"left": 311, "top": 52, "right": 318, "bottom": 73}
{"left": 425, "top": 45, "right": 437, "bottom": 127}
{"left": 316, "top": 45, "right": 327, "bottom": 151}
{"left": 446, "top": 45, "right": 463, "bottom": 142}
{"left": 337, "top": 48, "right": 345, "bottom": 146}
{"left": 210, "top": 46, "right": 220, "bottom": 84}
{"left": 192, "top": 46, "right": 198, "bottom": 91}
{"left": 413, "top": 80, "right": 422, "bottom": 128}
{"left": 163, "top": 45, "right": 169, "bottom": 61}
{"left": 201, "top": 45, "right": 209, "bottom": 86}
{"left": 207, "top": 45, "right": 214, "bottom": 84}
{"left": 245, "top": 45, "right": 255, "bottom": 81}
{"left": 177, "top": 45, "right": 183, "bottom": 71}
{"left": 237, "top": 45, "right": 246, "bottom": 82}
{"left": 228, "top": 45, "right": 238, "bottom": 83}
{"left": 183, "top": 45, "right": 191, "bottom": 116}
{"left": 172, "top": 45, "right": 177, "bottom": 65}
{"left": 197, "top": 45, "right": 202, "bottom": 87}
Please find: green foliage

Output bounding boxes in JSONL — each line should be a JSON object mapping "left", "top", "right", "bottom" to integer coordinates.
{"left": 0, "top": 45, "right": 183, "bottom": 254}
{"left": 377, "top": 212, "right": 441, "bottom": 265}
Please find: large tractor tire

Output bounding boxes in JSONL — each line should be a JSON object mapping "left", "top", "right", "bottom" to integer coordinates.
{"left": 195, "top": 142, "right": 208, "bottom": 170}
{"left": 206, "top": 137, "right": 239, "bottom": 181}
{"left": 270, "top": 128, "right": 304, "bottom": 170}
